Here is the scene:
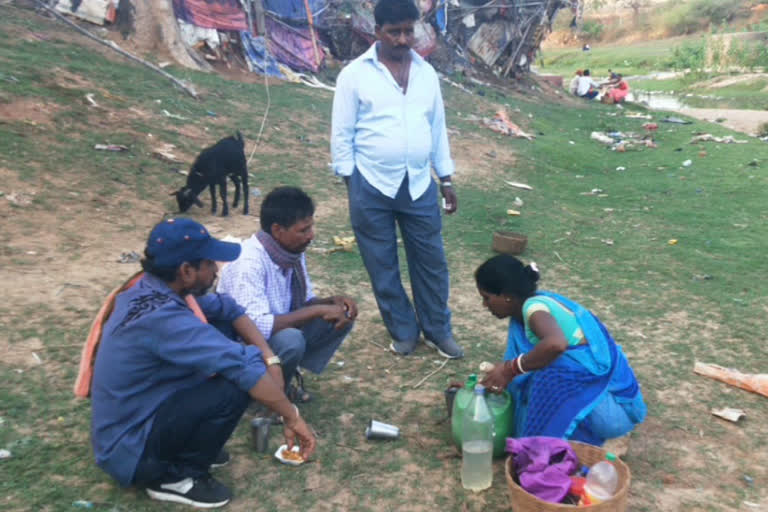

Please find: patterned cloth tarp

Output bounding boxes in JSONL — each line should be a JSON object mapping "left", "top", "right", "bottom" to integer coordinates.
{"left": 172, "top": 0, "right": 248, "bottom": 32}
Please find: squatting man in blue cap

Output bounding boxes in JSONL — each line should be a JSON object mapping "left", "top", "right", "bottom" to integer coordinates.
{"left": 90, "top": 218, "right": 316, "bottom": 508}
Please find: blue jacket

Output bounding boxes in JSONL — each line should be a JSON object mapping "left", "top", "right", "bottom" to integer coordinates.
{"left": 91, "top": 273, "right": 265, "bottom": 486}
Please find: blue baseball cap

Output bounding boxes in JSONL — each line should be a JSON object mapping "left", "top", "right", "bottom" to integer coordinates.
{"left": 146, "top": 218, "right": 241, "bottom": 267}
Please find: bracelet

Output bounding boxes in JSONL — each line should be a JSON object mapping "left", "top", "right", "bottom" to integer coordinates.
{"left": 516, "top": 355, "right": 528, "bottom": 374}
{"left": 440, "top": 181, "right": 453, "bottom": 188}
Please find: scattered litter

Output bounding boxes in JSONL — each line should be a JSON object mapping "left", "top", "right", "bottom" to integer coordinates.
{"left": 581, "top": 188, "right": 605, "bottom": 196}
{"left": 690, "top": 134, "right": 747, "bottom": 144}
{"left": 151, "top": 143, "right": 183, "bottom": 163}
{"left": 744, "top": 501, "right": 761, "bottom": 508}
{"left": 748, "top": 159, "right": 759, "bottom": 167}
{"left": 336, "top": 361, "right": 345, "bottom": 367}
{"left": 642, "top": 122, "right": 658, "bottom": 131}
{"left": 342, "top": 376, "right": 356, "bottom": 383}
{"left": 590, "top": 132, "right": 614, "bottom": 145}
{"left": 625, "top": 112, "right": 652, "bottom": 120}
{"left": 251, "top": 187, "right": 262, "bottom": 197}
{"left": 505, "top": 181, "right": 533, "bottom": 191}
{"left": 743, "top": 475, "right": 754, "bottom": 487}
{"left": 506, "top": 209, "right": 521, "bottom": 216}
{"left": 85, "top": 93, "right": 99, "bottom": 108}
{"left": 668, "top": 239, "right": 678, "bottom": 245}
{"left": 72, "top": 501, "right": 93, "bottom": 509}
{"left": 206, "top": 111, "right": 218, "bottom": 117}
{"left": 513, "top": 197, "right": 524, "bottom": 207}
{"left": 94, "top": 144, "right": 128, "bottom": 152}
{"left": 568, "top": 140, "right": 575, "bottom": 145}
{"left": 603, "top": 208, "right": 614, "bottom": 212}
{"left": 26, "top": 251, "right": 37, "bottom": 255}
{"left": 0, "top": 449, "right": 10, "bottom": 459}
{"left": 694, "top": 361, "right": 768, "bottom": 398}
{"left": 661, "top": 116, "right": 692, "bottom": 125}
{"left": 32, "top": 352, "right": 42, "bottom": 364}
{"left": 601, "top": 239, "right": 614, "bottom": 246}
{"left": 158, "top": 61, "right": 171, "bottom": 68}
{"left": 692, "top": 274, "right": 712, "bottom": 281}
{"left": 482, "top": 110, "right": 535, "bottom": 140}
{"left": 682, "top": 160, "right": 692, "bottom": 167}
{"left": 117, "top": 251, "right": 141, "bottom": 264}
{"left": 616, "top": 166, "right": 626, "bottom": 171}
{"left": 333, "top": 236, "right": 356, "bottom": 251}
{"left": 698, "top": 150, "right": 707, "bottom": 157}
{"left": 161, "top": 109, "right": 188, "bottom": 121}
{"left": 711, "top": 407, "right": 745, "bottom": 423}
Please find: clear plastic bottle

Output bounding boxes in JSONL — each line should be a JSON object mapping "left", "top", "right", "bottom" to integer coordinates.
{"left": 461, "top": 384, "right": 494, "bottom": 491}
{"left": 584, "top": 453, "right": 619, "bottom": 503}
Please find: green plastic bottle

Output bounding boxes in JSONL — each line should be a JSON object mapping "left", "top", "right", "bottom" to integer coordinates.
{"left": 451, "top": 374, "right": 514, "bottom": 457}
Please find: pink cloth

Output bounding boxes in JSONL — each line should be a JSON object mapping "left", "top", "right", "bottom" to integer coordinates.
{"left": 610, "top": 80, "right": 630, "bottom": 103}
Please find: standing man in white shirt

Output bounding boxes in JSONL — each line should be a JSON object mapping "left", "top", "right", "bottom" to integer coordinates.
{"left": 217, "top": 187, "right": 357, "bottom": 402}
{"left": 330, "top": 0, "right": 463, "bottom": 359}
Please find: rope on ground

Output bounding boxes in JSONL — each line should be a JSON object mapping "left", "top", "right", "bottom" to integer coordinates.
{"left": 32, "top": 0, "right": 198, "bottom": 99}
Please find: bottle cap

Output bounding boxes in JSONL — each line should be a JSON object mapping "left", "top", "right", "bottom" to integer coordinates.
{"left": 474, "top": 384, "right": 485, "bottom": 394}
{"left": 606, "top": 452, "right": 617, "bottom": 461}
{"left": 466, "top": 374, "right": 478, "bottom": 389}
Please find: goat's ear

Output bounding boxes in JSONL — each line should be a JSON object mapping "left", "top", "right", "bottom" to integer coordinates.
{"left": 194, "top": 198, "right": 203, "bottom": 207}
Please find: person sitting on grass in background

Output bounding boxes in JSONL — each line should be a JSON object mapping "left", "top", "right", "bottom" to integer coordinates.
{"left": 603, "top": 73, "right": 630, "bottom": 104}
{"left": 91, "top": 218, "right": 316, "bottom": 509}
{"left": 475, "top": 254, "right": 646, "bottom": 446}
{"left": 575, "top": 69, "right": 600, "bottom": 100}
{"left": 217, "top": 186, "right": 357, "bottom": 404}
{"left": 568, "top": 70, "right": 583, "bottom": 96}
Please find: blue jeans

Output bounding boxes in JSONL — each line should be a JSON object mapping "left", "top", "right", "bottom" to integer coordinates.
{"left": 348, "top": 170, "right": 452, "bottom": 344}
{"left": 132, "top": 376, "right": 249, "bottom": 485}
{"left": 268, "top": 317, "right": 352, "bottom": 386}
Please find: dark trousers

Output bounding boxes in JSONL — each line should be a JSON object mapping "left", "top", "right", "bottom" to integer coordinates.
{"left": 348, "top": 170, "right": 452, "bottom": 344}
{"left": 132, "top": 377, "right": 250, "bottom": 485}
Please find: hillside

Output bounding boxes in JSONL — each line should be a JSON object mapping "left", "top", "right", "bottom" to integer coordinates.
{"left": 2, "top": 3, "right": 768, "bottom": 512}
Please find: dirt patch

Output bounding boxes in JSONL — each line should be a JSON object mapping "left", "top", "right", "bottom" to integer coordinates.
{"left": 693, "top": 72, "right": 768, "bottom": 89}
{"left": 0, "top": 98, "right": 60, "bottom": 126}
{"left": 679, "top": 107, "right": 768, "bottom": 136}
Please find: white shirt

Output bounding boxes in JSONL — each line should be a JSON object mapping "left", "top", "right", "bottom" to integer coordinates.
{"left": 216, "top": 235, "right": 315, "bottom": 338}
{"left": 576, "top": 76, "right": 599, "bottom": 96}
{"left": 330, "top": 42, "right": 455, "bottom": 201}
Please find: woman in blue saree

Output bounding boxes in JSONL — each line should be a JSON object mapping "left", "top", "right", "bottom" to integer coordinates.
{"left": 476, "top": 255, "right": 646, "bottom": 446}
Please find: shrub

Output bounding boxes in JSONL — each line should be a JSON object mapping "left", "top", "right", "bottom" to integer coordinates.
{"left": 580, "top": 20, "right": 604, "bottom": 40}
{"left": 757, "top": 122, "right": 768, "bottom": 138}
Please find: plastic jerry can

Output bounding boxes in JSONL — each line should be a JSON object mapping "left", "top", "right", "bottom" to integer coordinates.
{"left": 451, "top": 374, "right": 514, "bottom": 457}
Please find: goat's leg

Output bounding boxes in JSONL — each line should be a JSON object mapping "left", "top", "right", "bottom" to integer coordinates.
{"left": 231, "top": 175, "right": 240, "bottom": 208}
{"left": 219, "top": 176, "right": 229, "bottom": 216}
{"left": 241, "top": 171, "right": 249, "bottom": 215}
{"left": 209, "top": 183, "right": 217, "bottom": 214}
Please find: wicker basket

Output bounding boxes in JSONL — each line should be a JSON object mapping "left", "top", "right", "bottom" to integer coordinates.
{"left": 493, "top": 231, "right": 528, "bottom": 255}
{"left": 505, "top": 441, "right": 630, "bottom": 511}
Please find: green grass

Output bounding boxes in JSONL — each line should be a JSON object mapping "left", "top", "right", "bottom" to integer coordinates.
{"left": 2, "top": 4, "right": 768, "bottom": 512}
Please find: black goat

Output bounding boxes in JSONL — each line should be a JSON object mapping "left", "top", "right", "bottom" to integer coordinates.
{"left": 172, "top": 132, "right": 249, "bottom": 216}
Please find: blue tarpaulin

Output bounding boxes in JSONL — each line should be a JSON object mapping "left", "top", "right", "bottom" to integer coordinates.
{"left": 240, "top": 32, "right": 285, "bottom": 78}
{"left": 262, "top": 0, "right": 328, "bottom": 23}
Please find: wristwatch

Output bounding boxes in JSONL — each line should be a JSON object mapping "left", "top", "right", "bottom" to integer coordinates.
{"left": 266, "top": 355, "right": 281, "bottom": 367}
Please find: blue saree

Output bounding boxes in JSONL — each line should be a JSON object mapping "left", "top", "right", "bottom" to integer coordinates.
{"left": 504, "top": 291, "right": 646, "bottom": 446}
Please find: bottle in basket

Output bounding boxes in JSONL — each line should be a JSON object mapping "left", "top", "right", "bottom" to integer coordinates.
{"left": 584, "top": 453, "right": 619, "bottom": 503}
{"left": 461, "top": 384, "right": 494, "bottom": 491}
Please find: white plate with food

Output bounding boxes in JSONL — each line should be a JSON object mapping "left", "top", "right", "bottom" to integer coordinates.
{"left": 274, "top": 444, "right": 305, "bottom": 466}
